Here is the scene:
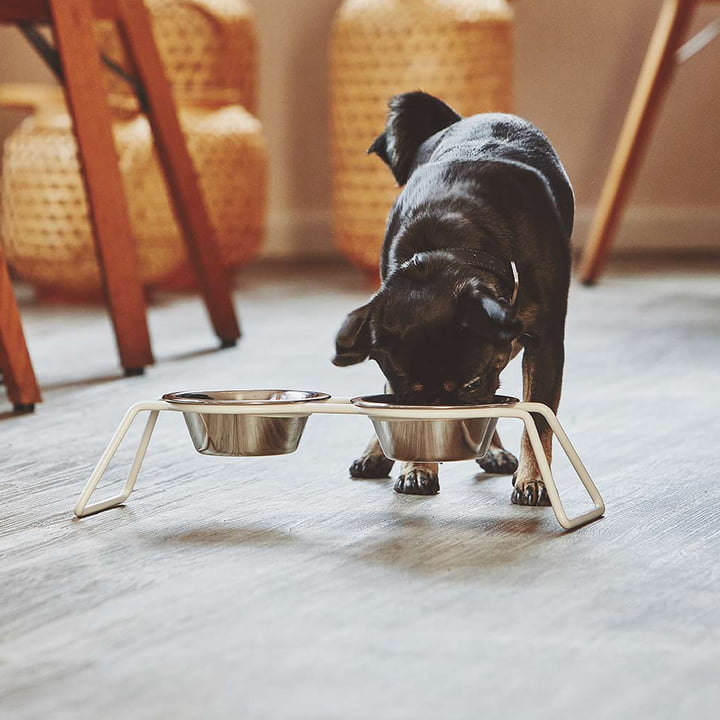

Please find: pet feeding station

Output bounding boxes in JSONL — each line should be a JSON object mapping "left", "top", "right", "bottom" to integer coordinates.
{"left": 74, "top": 390, "right": 605, "bottom": 531}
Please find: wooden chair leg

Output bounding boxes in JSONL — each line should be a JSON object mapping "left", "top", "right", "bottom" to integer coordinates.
{"left": 578, "top": 0, "right": 696, "bottom": 285}
{"left": 115, "top": 0, "right": 241, "bottom": 345}
{"left": 48, "top": 0, "right": 154, "bottom": 372}
{"left": 0, "top": 247, "right": 41, "bottom": 411}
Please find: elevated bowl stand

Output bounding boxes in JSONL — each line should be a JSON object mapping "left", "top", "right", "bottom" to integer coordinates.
{"left": 74, "top": 398, "right": 605, "bottom": 531}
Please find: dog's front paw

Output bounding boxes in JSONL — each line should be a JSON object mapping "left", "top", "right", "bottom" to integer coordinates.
{"left": 394, "top": 466, "right": 440, "bottom": 495}
{"left": 511, "top": 476, "right": 551, "bottom": 506}
{"left": 477, "top": 448, "right": 518, "bottom": 475}
{"left": 350, "top": 454, "right": 394, "bottom": 479}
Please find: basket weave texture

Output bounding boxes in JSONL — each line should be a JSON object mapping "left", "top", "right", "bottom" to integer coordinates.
{"left": 329, "top": 0, "right": 514, "bottom": 275}
{"left": 96, "top": 0, "right": 257, "bottom": 112}
{"left": 1, "top": 106, "right": 266, "bottom": 294}
{"left": 0, "top": 0, "right": 265, "bottom": 295}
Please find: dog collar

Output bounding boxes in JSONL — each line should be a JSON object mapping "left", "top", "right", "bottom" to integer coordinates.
{"left": 448, "top": 248, "right": 519, "bottom": 306}
{"left": 510, "top": 261, "right": 519, "bottom": 306}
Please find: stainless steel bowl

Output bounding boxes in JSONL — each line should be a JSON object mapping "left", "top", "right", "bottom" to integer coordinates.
{"left": 351, "top": 394, "right": 519, "bottom": 462}
{"left": 162, "top": 390, "right": 331, "bottom": 457}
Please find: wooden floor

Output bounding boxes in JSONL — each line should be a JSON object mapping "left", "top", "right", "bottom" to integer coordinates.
{"left": 1, "top": 259, "right": 719, "bottom": 719}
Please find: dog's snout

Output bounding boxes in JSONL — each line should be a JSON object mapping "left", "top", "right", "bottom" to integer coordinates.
{"left": 400, "top": 385, "right": 462, "bottom": 406}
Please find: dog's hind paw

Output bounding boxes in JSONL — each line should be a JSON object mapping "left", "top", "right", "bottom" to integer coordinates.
{"left": 511, "top": 478, "right": 551, "bottom": 506}
{"left": 350, "top": 454, "right": 394, "bottom": 479}
{"left": 477, "top": 448, "right": 518, "bottom": 475}
{"left": 394, "top": 468, "right": 439, "bottom": 495}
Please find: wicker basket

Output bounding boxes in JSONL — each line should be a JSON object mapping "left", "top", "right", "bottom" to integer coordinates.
{"left": 95, "top": 0, "right": 258, "bottom": 112}
{"left": 0, "top": 104, "right": 267, "bottom": 295}
{"left": 329, "top": 0, "right": 514, "bottom": 276}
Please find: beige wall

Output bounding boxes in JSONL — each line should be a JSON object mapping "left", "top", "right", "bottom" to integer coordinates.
{"left": 1, "top": 0, "right": 719, "bottom": 259}
{"left": 514, "top": 0, "right": 720, "bottom": 252}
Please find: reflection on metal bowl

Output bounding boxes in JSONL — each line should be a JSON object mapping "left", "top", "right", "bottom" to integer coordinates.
{"left": 351, "top": 394, "right": 519, "bottom": 462}
{"left": 162, "top": 390, "right": 330, "bottom": 457}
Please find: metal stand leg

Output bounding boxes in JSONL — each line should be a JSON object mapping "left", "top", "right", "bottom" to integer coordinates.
{"left": 517, "top": 404, "right": 605, "bottom": 530}
{"left": 74, "top": 401, "right": 166, "bottom": 518}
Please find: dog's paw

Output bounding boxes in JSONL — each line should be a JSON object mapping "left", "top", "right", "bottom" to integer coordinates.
{"left": 394, "top": 468, "right": 440, "bottom": 495}
{"left": 350, "top": 454, "right": 394, "bottom": 479}
{"left": 477, "top": 448, "right": 518, "bottom": 475}
{"left": 511, "top": 477, "right": 551, "bottom": 506}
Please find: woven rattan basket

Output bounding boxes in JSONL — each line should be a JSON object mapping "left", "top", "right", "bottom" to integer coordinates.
{"left": 0, "top": 104, "right": 266, "bottom": 295}
{"left": 329, "top": 0, "right": 514, "bottom": 277}
{"left": 95, "top": 0, "right": 257, "bottom": 112}
{"left": 0, "top": 0, "right": 265, "bottom": 296}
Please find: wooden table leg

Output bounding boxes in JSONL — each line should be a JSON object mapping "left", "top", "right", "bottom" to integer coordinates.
{"left": 116, "top": 0, "right": 241, "bottom": 345}
{"left": 578, "top": 0, "right": 697, "bottom": 285}
{"left": 48, "top": 0, "right": 154, "bottom": 372}
{"left": 0, "top": 247, "right": 41, "bottom": 412}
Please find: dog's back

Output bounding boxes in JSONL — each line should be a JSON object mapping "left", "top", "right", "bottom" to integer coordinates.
{"left": 370, "top": 93, "right": 574, "bottom": 282}
{"left": 411, "top": 113, "right": 574, "bottom": 239}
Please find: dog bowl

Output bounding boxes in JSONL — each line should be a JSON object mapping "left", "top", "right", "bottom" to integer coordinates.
{"left": 351, "top": 394, "right": 519, "bottom": 462}
{"left": 162, "top": 390, "right": 331, "bottom": 457}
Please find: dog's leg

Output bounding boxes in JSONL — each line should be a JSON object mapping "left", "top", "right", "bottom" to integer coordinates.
{"left": 380, "top": 382, "right": 440, "bottom": 495}
{"left": 350, "top": 380, "right": 395, "bottom": 479}
{"left": 350, "top": 382, "right": 440, "bottom": 494}
{"left": 512, "top": 336, "right": 564, "bottom": 507}
{"left": 477, "top": 431, "right": 518, "bottom": 475}
{"left": 477, "top": 339, "right": 522, "bottom": 475}
{"left": 350, "top": 435, "right": 395, "bottom": 479}
{"left": 395, "top": 462, "right": 440, "bottom": 495}
{"left": 350, "top": 439, "right": 440, "bottom": 494}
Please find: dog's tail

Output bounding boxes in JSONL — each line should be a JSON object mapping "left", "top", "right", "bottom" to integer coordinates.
{"left": 368, "top": 92, "right": 461, "bottom": 186}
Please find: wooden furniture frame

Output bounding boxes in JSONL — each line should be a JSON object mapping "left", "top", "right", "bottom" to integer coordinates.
{"left": 0, "top": 242, "right": 40, "bottom": 412}
{"left": 579, "top": 0, "right": 719, "bottom": 284}
{"left": 0, "top": 0, "right": 240, "bottom": 382}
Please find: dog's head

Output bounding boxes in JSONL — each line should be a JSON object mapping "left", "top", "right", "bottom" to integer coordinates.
{"left": 332, "top": 252, "right": 522, "bottom": 404}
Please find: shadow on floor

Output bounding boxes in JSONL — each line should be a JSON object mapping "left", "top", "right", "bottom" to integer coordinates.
{"left": 149, "top": 524, "right": 299, "bottom": 548}
{"left": 350, "top": 508, "right": 554, "bottom": 579}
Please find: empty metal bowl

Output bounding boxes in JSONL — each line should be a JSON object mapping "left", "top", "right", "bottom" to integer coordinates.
{"left": 351, "top": 394, "right": 519, "bottom": 462}
{"left": 162, "top": 390, "right": 331, "bottom": 457}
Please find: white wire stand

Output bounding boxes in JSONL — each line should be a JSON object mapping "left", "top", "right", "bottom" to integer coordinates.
{"left": 73, "top": 398, "right": 605, "bottom": 530}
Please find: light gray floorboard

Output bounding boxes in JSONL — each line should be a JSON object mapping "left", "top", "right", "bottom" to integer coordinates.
{"left": 1, "top": 260, "right": 719, "bottom": 719}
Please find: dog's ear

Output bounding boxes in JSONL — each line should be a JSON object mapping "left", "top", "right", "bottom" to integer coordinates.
{"left": 367, "top": 132, "right": 391, "bottom": 171}
{"left": 332, "top": 303, "right": 374, "bottom": 366}
{"left": 459, "top": 289, "right": 522, "bottom": 342}
{"left": 368, "top": 92, "right": 461, "bottom": 185}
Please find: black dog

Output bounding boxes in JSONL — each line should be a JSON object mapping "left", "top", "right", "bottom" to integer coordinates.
{"left": 332, "top": 92, "right": 573, "bottom": 506}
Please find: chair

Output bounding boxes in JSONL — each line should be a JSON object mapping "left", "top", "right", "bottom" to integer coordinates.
{"left": 0, "top": 0, "right": 241, "bottom": 381}
{"left": 0, "top": 241, "right": 40, "bottom": 412}
{"left": 579, "top": 0, "right": 720, "bottom": 284}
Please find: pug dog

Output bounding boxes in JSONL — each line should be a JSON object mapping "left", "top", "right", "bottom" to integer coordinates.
{"left": 332, "top": 92, "right": 573, "bottom": 506}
